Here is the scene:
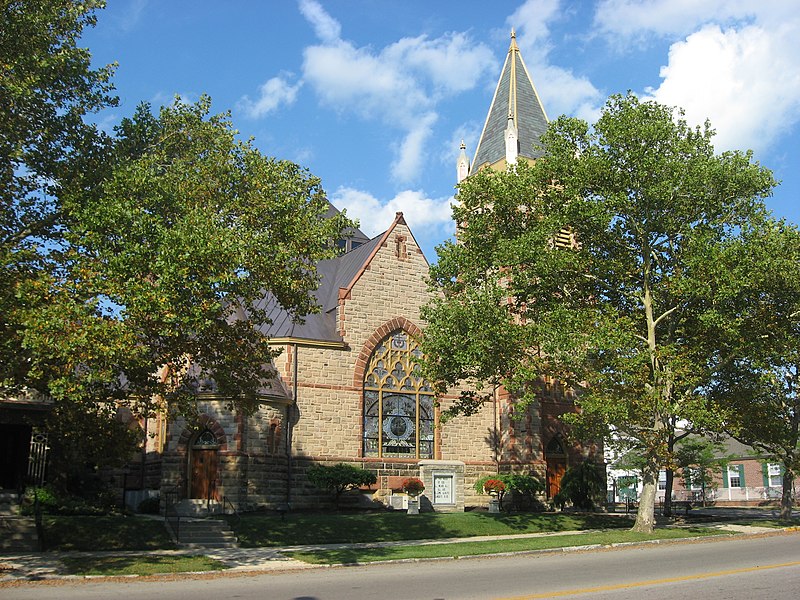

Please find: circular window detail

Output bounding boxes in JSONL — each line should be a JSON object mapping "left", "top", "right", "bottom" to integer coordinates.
{"left": 383, "top": 415, "right": 414, "bottom": 441}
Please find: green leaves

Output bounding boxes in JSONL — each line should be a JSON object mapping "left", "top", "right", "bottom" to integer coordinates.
{"left": 423, "top": 92, "right": 778, "bottom": 528}
{"left": 44, "top": 96, "right": 352, "bottom": 415}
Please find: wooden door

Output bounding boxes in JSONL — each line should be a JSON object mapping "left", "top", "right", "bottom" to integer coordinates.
{"left": 190, "top": 449, "right": 218, "bottom": 499}
{"left": 546, "top": 460, "right": 566, "bottom": 499}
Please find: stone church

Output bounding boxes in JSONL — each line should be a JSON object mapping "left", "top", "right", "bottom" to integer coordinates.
{"left": 0, "top": 33, "right": 598, "bottom": 511}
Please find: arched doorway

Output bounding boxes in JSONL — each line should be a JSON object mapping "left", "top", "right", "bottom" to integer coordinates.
{"left": 545, "top": 436, "right": 567, "bottom": 499}
{"left": 188, "top": 429, "right": 219, "bottom": 500}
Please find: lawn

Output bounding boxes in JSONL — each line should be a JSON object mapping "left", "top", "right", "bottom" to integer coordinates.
{"left": 60, "top": 554, "right": 227, "bottom": 576}
{"left": 286, "top": 527, "right": 726, "bottom": 565}
{"left": 229, "top": 511, "right": 635, "bottom": 547}
{"left": 42, "top": 515, "right": 176, "bottom": 551}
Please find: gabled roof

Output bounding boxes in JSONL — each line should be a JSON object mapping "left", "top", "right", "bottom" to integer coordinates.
{"left": 258, "top": 213, "right": 418, "bottom": 346}
{"left": 471, "top": 30, "right": 549, "bottom": 171}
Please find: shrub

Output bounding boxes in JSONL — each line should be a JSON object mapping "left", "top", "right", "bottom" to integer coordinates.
{"left": 21, "top": 486, "right": 59, "bottom": 514}
{"left": 307, "top": 463, "right": 377, "bottom": 507}
{"left": 21, "top": 485, "right": 115, "bottom": 516}
{"left": 474, "top": 473, "right": 545, "bottom": 511}
{"left": 553, "top": 461, "right": 606, "bottom": 510}
{"left": 137, "top": 496, "right": 161, "bottom": 514}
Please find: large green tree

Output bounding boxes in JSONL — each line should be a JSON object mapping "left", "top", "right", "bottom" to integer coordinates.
{"left": 423, "top": 93, "right": 775, "bottom": 532}
{"left": 20, "top": 97, "right": 351, "bottom": 416}
{"left": 705, "top": 220, "right": 800, "bottom": 520}
{"left": 2, "top": 0, "right": 351, "bottom": 423}
{"left": 1, "top": 0, "right": 116, "bottom": 392}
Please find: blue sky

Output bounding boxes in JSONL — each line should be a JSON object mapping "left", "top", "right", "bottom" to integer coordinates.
{"left": 81, "top": 0, "right": 799, "bottom": 260}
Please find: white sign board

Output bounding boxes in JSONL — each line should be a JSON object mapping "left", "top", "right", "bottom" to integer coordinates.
{"left": 433, "top": 474, "right": 454, "bottom": 504}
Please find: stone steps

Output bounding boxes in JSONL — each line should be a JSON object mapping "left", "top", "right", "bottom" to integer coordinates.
{"left": 167, "top": 518, "right": 238, "bottom": 548}
{"left": 0, "top": 491, "right": 22, "bottom": 517}
{"left": 168, "top": 498, "right": 226, "bottom": 517}
{"left": 0, "top": 517, "right": 39, "bottom": 552}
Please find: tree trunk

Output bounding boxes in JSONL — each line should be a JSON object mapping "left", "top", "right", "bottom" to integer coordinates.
{"left": 780, "top": 469, "right": 795, "bottom": 521}
{"left": 633, "top": 456, "right": 658, "bottom": 532}
{"left": 663, "top": 468, "right": 674, "bottom": 517}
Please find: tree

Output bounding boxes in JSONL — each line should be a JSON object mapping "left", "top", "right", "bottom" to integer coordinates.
{"left": 1, "top": 0, "right": 116, "bottom": 393}
{"left": 674, "top": 437, "right": 725, "bottom": 506}
{"left": 44, "top": 402, "right": 142, "bottom": 497}
{"left": 19, "top": 97, "right": 351, "bottom": 416}
{"left": 423, "top": 93, "right": 775, "bottom": 532}
{"left": 553, "top": 461, "right": 606, "bottom": 510}
{"left": 705, "top": 221, "right": 800, "bottom": 520}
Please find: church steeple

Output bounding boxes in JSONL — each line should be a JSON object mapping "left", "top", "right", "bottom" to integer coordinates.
{"left": 469, "top": 30, "right": 549, "bottom": 175}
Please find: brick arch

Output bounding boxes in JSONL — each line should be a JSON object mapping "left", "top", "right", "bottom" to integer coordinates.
{"left": 352, "top": 316, "right": 424, "bottom": 387}
{"left": 177, "top": 414, "right": 228, "bottom": 452}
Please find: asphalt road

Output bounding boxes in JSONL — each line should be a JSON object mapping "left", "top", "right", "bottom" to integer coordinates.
{"left": 4, "top": 532, "right": 799, "bottom": 600}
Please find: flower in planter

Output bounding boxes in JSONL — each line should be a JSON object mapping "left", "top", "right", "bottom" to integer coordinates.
{"left": 401, "top": 477, "right": 425, "bottom": 497}
{"left": 483, "top": 479, "right": 506, "bottom": 496}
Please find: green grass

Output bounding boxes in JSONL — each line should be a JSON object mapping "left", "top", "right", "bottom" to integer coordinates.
{"left": 730, "top": 518, "right": 800, "bottom": 528}
{"left": 60, "top": 554, "right": 227, "bottom": 576}
{"left": 230, "top": 511, "right": 634, "bottom": 547}
{"left": 42, "top": 515, "right": 176, "bottom": 551}
{"left": 286, "top": 527, "right": 726, "bottom": 565}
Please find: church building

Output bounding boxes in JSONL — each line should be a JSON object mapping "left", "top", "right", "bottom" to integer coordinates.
{"left": 148, "top": 31, "right": 596, "bottom": 513}
{"left": 0, "top": 33, "right": 599, "bottom": 512}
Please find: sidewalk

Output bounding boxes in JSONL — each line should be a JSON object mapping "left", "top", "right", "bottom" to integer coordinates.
{"left": 0, "top": 522, "right": 789, "bottom": 583}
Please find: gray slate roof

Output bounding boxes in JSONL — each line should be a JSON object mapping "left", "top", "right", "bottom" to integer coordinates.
{"left": 472, "top": 33, "right": 549, "bottom": 170}
{"left": 257, "top": 233, "right": 384, "bottom": 344}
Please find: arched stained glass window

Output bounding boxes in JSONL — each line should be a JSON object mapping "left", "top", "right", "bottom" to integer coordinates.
{"left": 363, "top": 330, "right": 435, "bottom": 459}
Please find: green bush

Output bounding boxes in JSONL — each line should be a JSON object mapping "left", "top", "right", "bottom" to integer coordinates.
{"left": 307, "top": 463, "right": 377, "bottom": 507}
{"left": 474, "top": 473, "right": 545, "bottom": 511}
{"left": 21, "top": 486, "right": 59, "bottom": 514}
{"left": 553, "top": 461, "right": 606, "bottom": 510}
{"left": 21, "top": 485, "right": 117, "bottom": 516}
{"left": 137, "top": 496, "right": 161, "bottom": 514}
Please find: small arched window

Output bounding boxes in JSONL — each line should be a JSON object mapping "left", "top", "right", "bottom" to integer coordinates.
{"left": 363, "top": 330, "right": 434, "bottom": 459}
{"left": 194, "top": 429, "right": 218, "bottom": 447}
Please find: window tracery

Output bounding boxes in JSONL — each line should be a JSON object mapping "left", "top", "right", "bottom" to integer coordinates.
{"left": 363, "top": 331, "right": 434, "bottom": 459}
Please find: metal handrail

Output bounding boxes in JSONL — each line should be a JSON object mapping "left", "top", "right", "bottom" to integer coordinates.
{"left": 222, "top": 495, "right": 240, "bottom": 528}
{"left": 164, "top": 483, "right": 181, "bottom": 543}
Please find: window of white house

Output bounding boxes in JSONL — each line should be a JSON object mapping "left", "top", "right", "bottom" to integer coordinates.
{"left": 768, "top": 463, "right": 782, "bottom": 487}
{"left": 727, "top": 465, "right": 741, "bottom": 488}
{"left": 658, "top": 470, "right": 667, "bottom": 490}
{"left": 689, "top": 467, "right": 703, "bottom": 491}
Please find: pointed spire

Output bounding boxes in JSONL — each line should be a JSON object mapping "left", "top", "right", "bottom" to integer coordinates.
{"left": 470, "top": 30, "right": 549, "bottom": 173}
{"left": 457, "top": 140, "right": 470, "bottom": 183}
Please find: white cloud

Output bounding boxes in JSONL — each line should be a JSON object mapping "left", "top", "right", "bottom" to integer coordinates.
{"left": 298, "top": 2, "right": 496, "bottom": 183}
{"left": 109, "top": 0, "right": 149, "bottom": 33}
{"left": 555, "top": 1, "right": 800, "bottom": 155}
{"left": 303, "top": 41, "right": 429, "bottom": 123}
{"left": 239, "top": 74, "right": 302, "bottom": 118}
{"left": 331, "top": 187, "right": 454, "bottom": 239}
{"left": 641, "top": 21, "right": 800, "bottom": 153}
{"left": 298, "top": 0, "right": 341, "bottom": 43}
{"left": 393, "top": 113, "right": 438, "bottom": 182}
{"left": 507, "top": 0, "right": 603, "bottom": 120}
{"left": 593, "top": 0, "right": 760, "bottom": 41}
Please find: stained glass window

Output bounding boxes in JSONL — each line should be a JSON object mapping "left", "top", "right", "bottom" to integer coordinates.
{"left": 363, "top": 331, "right": 435, "bottom": 459}
{"left": 195, "top": 429, "right": 217, "bottom": 446}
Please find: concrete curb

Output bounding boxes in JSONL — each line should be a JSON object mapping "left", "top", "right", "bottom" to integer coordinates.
{"left": 1, "top": 525, "right": 797, "bottom": 585}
